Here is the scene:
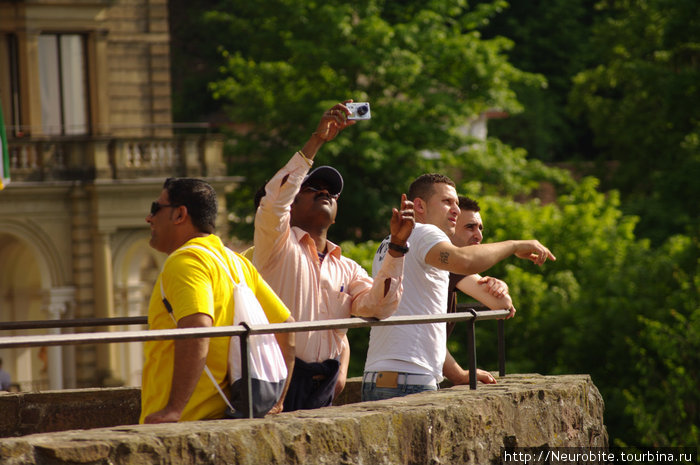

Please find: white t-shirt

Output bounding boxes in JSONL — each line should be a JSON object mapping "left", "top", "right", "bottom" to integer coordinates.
{"left": 364, "top": 223, "right": 451, "bottom": 382}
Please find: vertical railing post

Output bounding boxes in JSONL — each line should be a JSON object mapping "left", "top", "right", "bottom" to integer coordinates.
{"left": 498, "top": 319, "right": 506, "bottom": 377}
{"left": 239, "top": 322, "right": 253, "bottom": 419}
{"left": 466, "top": 308, "right": 478, "bottom": 390}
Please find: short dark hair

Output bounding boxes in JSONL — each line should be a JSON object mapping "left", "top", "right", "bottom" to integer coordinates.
{"left": 407, "top": 173, "right": 456, "bottom": 202}
{"left": 163, "top": 178, "right": 217, "bottom": 234}
{"left": 458, "top": 196, "right": 480, "bottom": 212}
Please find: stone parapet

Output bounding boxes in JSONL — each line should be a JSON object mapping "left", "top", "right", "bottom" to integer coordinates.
{"left": 0, "top": 374, "right": 607, "bottom": 465}
{"left": 0, "top": 387, "right": 140, "bottom": 438}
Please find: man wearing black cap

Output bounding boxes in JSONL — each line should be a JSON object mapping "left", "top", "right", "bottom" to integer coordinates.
{"left": 253, "top": 101, "right": 415, "bottom": 412}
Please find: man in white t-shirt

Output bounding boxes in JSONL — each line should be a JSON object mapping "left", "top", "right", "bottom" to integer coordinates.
{"left": 363, "top": 174, "right": 555, "bottom": 400}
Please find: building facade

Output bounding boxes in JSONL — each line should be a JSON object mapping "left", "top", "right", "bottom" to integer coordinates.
{"left": 0, "top": 0, "right": 236, "bottom": 391}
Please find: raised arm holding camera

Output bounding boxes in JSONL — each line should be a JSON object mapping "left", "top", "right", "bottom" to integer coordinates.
{"left": 253, "top": 101, "right": 415, "bottom": 411}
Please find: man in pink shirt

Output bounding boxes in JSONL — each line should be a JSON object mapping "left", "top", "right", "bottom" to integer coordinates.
{"left": 253, "top": 101, "right": 415, "bottom": 411}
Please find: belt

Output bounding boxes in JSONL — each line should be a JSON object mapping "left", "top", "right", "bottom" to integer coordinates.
{"left": 363, "top": 371, "right": 437, "bottom": 389}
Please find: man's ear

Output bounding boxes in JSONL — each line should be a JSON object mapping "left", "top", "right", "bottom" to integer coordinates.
{"left": 172, "top": 205, "right": 187, "bottom": 224}
{"left": 413, "top": 197, "right": 426, "bottom": 215}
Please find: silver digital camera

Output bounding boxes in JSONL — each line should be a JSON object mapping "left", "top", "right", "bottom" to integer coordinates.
{"left": 346, "top": 102, "right": 371, "bottom": 120}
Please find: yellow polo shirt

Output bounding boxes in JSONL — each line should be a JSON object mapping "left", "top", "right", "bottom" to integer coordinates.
{"left": 140, "top": 234, "right": 290, "bottom": 423}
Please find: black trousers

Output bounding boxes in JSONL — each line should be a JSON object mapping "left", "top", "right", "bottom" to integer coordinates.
{"left": 283, "top": 357, "right": 340, "bottom": 412}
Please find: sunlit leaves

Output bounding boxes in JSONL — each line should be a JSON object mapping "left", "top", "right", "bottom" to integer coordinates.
{"left": 206, "top": 0, "right": 547, "bottom": 242}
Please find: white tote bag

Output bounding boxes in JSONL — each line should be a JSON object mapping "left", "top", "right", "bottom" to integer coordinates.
{"left": 160, "top": 245, "right": 287, "bottom": 418}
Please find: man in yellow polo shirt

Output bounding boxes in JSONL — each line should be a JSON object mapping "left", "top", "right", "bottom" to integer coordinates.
{"left": 140, "top": 177, "right": 294, "bottom": 423}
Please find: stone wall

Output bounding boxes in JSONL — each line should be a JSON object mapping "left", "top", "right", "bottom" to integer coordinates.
{"left": 0, "top": 387, "right": 140, "bottom": 438}
{"left": 0, "top": 374, "right": 607, "bottom": 465}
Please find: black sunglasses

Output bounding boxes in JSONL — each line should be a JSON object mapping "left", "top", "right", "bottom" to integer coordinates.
{"left": 301, "top": 185, "right": 340, "bottom": 199}
{"left": 150, "top": 201, "right": 179, "bottom": 215}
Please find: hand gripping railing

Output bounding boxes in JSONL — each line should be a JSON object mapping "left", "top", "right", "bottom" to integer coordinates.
{"left": 0, "top": 309, "right": 509, "bottom": 418}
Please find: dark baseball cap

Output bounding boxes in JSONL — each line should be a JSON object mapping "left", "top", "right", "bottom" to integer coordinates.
{"left": 302, "top": 166, "right": 344, "bottom": 196}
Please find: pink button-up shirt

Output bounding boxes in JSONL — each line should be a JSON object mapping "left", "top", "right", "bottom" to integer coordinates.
{"left": 253, "top": 152, "right": 405, "bottom": 363}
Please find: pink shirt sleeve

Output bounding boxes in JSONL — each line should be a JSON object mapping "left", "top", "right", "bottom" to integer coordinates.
{"left": 347, "top": 252, "right": 404, "bottom": 320}
{"left": 253, "top": 152, "right": 310, "bottom": 269}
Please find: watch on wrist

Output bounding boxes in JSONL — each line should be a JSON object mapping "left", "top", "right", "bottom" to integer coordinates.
{"left": 388, "top": 242, "right": 409, "bottom": 255}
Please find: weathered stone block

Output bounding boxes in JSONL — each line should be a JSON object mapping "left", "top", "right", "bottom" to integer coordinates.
{"left": 0, "top": 388, "right": 141, "bottom": 438}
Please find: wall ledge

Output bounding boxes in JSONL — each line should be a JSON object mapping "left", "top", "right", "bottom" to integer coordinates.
{"left": 0, "top": 374, "right": 607, "bottom": 465}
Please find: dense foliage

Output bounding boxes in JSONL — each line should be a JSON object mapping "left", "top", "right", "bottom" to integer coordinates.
{"left": 202, "top": 0, "right": 565, "bottom": 242}
{"left": 475, "top": 0, "right": 700, "bottom": 244}
{"left": 168, "top": 0, "right": 699, "bottom": 448}
{"left": 472, "top": 0, "right": 599, "bottom": 163}
{"left": 569, "top": 0, "right": 700, "bottom": 245}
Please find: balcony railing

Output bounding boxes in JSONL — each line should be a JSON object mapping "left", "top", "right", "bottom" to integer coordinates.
{"left": 6, "top": 131, "right": 225, "bottom": 182}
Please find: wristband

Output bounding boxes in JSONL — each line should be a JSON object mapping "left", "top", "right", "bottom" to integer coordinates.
{"left": 388, "top": 242, "right": 409, "bottom": 255}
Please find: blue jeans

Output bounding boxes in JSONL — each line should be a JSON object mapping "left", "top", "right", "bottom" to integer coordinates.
{"left": 361, "top": 372, "right": 437, "bottom": 402}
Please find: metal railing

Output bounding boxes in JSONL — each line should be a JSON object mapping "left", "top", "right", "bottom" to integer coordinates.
{"left": 0, "top": 309, "right": 509, "bottom": 418}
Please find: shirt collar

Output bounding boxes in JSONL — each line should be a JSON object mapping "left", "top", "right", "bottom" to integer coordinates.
{"left": 291, "top": 226, "right": 342, "bottom": 258}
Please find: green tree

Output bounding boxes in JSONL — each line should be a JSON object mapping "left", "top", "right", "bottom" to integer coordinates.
{"left": 569, "top": 0, "right": 700, "bottom": 243}
{"left": 621, "top": 234, "right": 700, "bottom": 447}
{"left": 623, "top": 310, "right": 700, "bottom": 446}
{"left": 495, "top": 182, "right": 650, "bottom": 443}
{"left": 472, "top": 0, "right": 599, "bottom": 162}
{"left": 436, "top": 179, "right": 698, "bottom": 446}
{"left": 469, "top": 0, "right": 699, "bottom": 245}
{"left": 205, "top": 0, "right": 561, "bottom": 242}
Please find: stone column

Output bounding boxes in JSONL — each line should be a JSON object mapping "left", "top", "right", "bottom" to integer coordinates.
{"left": 125, "top": 284, "right": 145, "bottom": 386}
{"left": 42, "top": 287, "right": 75, "bottom": 391}
{"left": 92, "top": 231, "right": 115, "bottom": 383}
{"left": 182, "top": 136, "right": 202, "bottom": 176}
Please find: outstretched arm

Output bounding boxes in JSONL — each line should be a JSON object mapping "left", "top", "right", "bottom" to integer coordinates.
{"left": 254, "top": 101, "right": 356, "bottom": 268}
{"left": 425, "top": 240, "right": 555, "bottom": 276}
